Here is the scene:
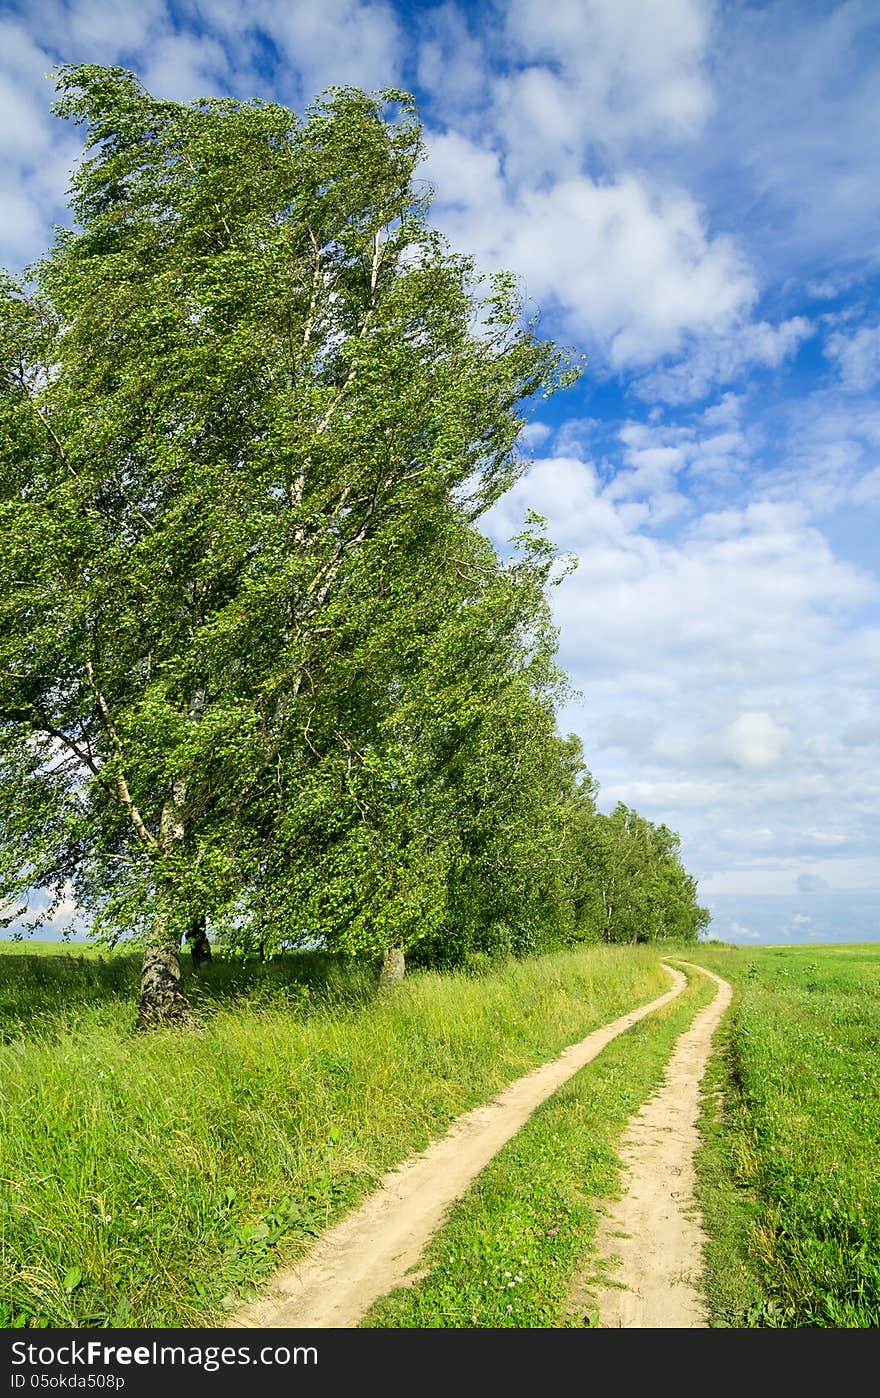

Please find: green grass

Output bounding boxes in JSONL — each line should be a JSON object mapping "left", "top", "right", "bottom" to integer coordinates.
{"left": 0, "top": 944, "right": 377, "bottom": 1044}
{"left": 360, "top": 963, "right": 716, "bottom": 1328}
{"left": 0, "top": 941, "right": 672, "bottom": 1328}
{"left": 692, "top": 942, "right": 880, "bottom": 1328}
{"left": 0, "top": 940, "right": 105, "bottom": 955}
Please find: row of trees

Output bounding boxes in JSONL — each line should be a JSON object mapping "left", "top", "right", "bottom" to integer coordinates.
{"left": 0, "top": 67, "right": 707, "bottom": 1028}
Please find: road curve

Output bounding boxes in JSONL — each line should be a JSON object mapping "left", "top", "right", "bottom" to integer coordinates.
{"left": 229, "top": 963, "right": 690, "bottom": 1329}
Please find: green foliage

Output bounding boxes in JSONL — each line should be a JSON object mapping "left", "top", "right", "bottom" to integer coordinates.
{"left": 0, "top": 66, "right": 578, "bottom": 966}
{"left": 0, "top": 65, "right": 704, "bottom": 984}
{"left": 565, "top": 800, "right": 709, "bottom": 945}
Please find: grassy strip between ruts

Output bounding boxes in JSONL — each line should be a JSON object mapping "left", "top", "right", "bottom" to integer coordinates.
{"left": 692, "top": 943, "right": 880, "bottom": 1328}
{"left": 360, "top": 963, "right": 717, "bottom": 1328}
{"left": 0, "top": 942, "right": 675, "bottom": 1329}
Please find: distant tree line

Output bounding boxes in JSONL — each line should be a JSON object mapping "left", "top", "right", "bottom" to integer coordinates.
{"left": 0, "top": 68, "right": 708, "bottom": 1028}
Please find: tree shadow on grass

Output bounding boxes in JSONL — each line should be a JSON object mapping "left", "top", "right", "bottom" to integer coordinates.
{"left": 0, "top": 946, "right": 380, "bottom": 1040}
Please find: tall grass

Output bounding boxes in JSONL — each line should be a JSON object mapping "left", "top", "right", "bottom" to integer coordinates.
{"left": 693, "top": 943, "right": 880, "bottom": 1328}
{"left": 0, "top": 943, "right": 669, "bottom": 1328}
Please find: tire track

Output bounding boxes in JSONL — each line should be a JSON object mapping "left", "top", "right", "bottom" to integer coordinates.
{"left": 229, "top": 963, "right": 689, "bottom": 1329}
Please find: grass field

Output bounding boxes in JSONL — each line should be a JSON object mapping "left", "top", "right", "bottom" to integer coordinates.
{"left": 0, "top": 940, "right": 670, "bottom": 1328}
{"left": 692, "top": 942, "right": 880, "bottom": 1328}
{"left": 3, "top": 936, "right": 876, "bottom": 1329}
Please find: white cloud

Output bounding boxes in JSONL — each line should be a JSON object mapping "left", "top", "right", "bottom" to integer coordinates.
{"left": 0, "top": 186, "right": 46, "bottom": 263}
{"left": 638, "top": 316, "right": 814, "bottom": 404}
{"left": 797, "top": 873, "right": 830, "bottom": 894}
{"left": 549, "top": 419, "right": 600, "bottom": 458}
{"left": 825, "top": 323, "right": 880, "bottom": 394}
{"left": 608, "top": 409, "right": 752, "bottom": 507}
{"left": 257, "top": 0, "right": 402, "bottom": 101}
{"left": 416, "top": 2, "right": 487, "bottom": 114}
{"left": 502, "top": 0, "right": 714, "bottom": 156}
{"left": 489, "top": 454, "right": 875, "bottom": 685}
{"left": 483, "top": 447, "right": 879, "bottom": 901}
{"left": 729, "top": 920, "right": 759, "bottom": 940}
{"left": 2, "top": 880, "right": 79, "bottom": 937}
{"left": 720, "top": 712, "right": 789, "bottom": 772}
{"left": 504, "top": 175, "right": 753, "bottom": 370}
{"left": 424, "top": 148, "right": 756, "bottom": 368}
{"left": 63, "top": 0, "right": 168, "bottom": 56}
{"left": 701, "top": 392, "right": 745, "bottom": 429}
{"left": 141, "top": 32, "right": 232, "bottom": 100}
{"left": 0, "top": 71, "right": 52, "bottom": 160}
{"left": 806, "top": 274, "right": 860, "bottom": 301}
{"left": 423, "top": 130, "right": 504, "bottom": 211}
{"left": 414, "top": 3, "right": 761, "bottom": 374}
{"left": 519, "top": 421, "right": 552, "bottom": 450}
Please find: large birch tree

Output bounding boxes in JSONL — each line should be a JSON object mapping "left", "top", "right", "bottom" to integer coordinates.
{"left": 0, "top": 67, "right": 577, "bottom": 1025}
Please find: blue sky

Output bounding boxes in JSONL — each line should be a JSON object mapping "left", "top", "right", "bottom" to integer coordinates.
{"left": 1, "top": 0, "right": 877, "bottom": 945}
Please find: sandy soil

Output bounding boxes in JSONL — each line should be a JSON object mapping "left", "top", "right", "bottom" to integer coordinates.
{"left": 229, "top": 964, "right": 688, "bottom": 1329}
{"left": 569, "top": 960, "right": 732, "bottom": 1328}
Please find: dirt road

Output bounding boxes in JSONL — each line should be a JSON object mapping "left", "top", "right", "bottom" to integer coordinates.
{"left": 570, "top": 960, "right": 732, "bottom": 1327}
{"left": 230, "top": 964, "right": 688, "bottom": 1329}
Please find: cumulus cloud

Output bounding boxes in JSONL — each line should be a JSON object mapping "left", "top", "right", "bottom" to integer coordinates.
{"left": 502, "top": 0, "right": 714, "bottom": 158}
{"left": 519, "top": 421, "right": 553, "bottom": 450}
{"left": 253, "top": 0, "right": 402, "bottom": 103}
{"left": 424, "top": 147, "right": 756, "bottom": 368}
{"left": 488, "top": 452, "right": 876, "bottom": 692}
{"left": 3, "top": 880, "right": 80, "bottom": 938}
{"left": 409, "top": 2, "right": 766, "bottom": 375}
{"left": 729, "top": 920, "right": 760, "bottom": 941}
{"left": 482, "top": 444, "right": 878, "bottom": 902}
{"left": 416, "top": 2, "right": 487, "bottom": 115}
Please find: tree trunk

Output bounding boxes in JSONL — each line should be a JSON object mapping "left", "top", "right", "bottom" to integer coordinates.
{"left": 379, "top": 945, "right": 405, "bottom": 989}
{"left": 136, "top": 783, "right": 199, "bottom": 1029}
{"left": 137, "top": 933, "right": 198, "bottom": 1030}
{"left": 185, "top": 913, "right": 212, "bottom": 968}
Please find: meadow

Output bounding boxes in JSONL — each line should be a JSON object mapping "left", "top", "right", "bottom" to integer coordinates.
{"left": 1, "top": 938, "right": 876, "bottom": 1329}
{"left": 692, "top": 942, "right": 880, "bottom": 1328}
{"left": 359, "top": 942, "right": 880, "bottom": 1330}
{"left": 0, "top": 940, "right": 670, "bottom": 1328}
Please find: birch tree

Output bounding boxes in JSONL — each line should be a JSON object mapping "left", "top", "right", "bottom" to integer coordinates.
{"left": 0, "top": 66, "right": 577, "bottom": 1025}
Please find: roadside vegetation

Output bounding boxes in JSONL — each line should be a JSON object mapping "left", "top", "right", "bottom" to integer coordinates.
{"left": 693, "top": 943, "right": 880, "bottom": 1328}
{"left": 0, "top": 941, "right": 670, "bottom": 1328}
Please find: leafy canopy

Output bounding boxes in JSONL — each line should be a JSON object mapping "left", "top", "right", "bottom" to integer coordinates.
{"left": 0, "top": 65, "right": 580, "bottom": 958}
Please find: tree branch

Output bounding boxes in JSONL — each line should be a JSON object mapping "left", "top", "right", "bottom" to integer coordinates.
{"left": 84, "top": 659, "right": 158, "bottom": 851}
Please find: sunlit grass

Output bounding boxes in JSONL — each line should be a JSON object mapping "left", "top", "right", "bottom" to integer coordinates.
{"left": 0, "top": 942, "right": 670, "bottom": 1328}
{"left": 694, "top": 942, "right": 880, "bottom": 1328}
